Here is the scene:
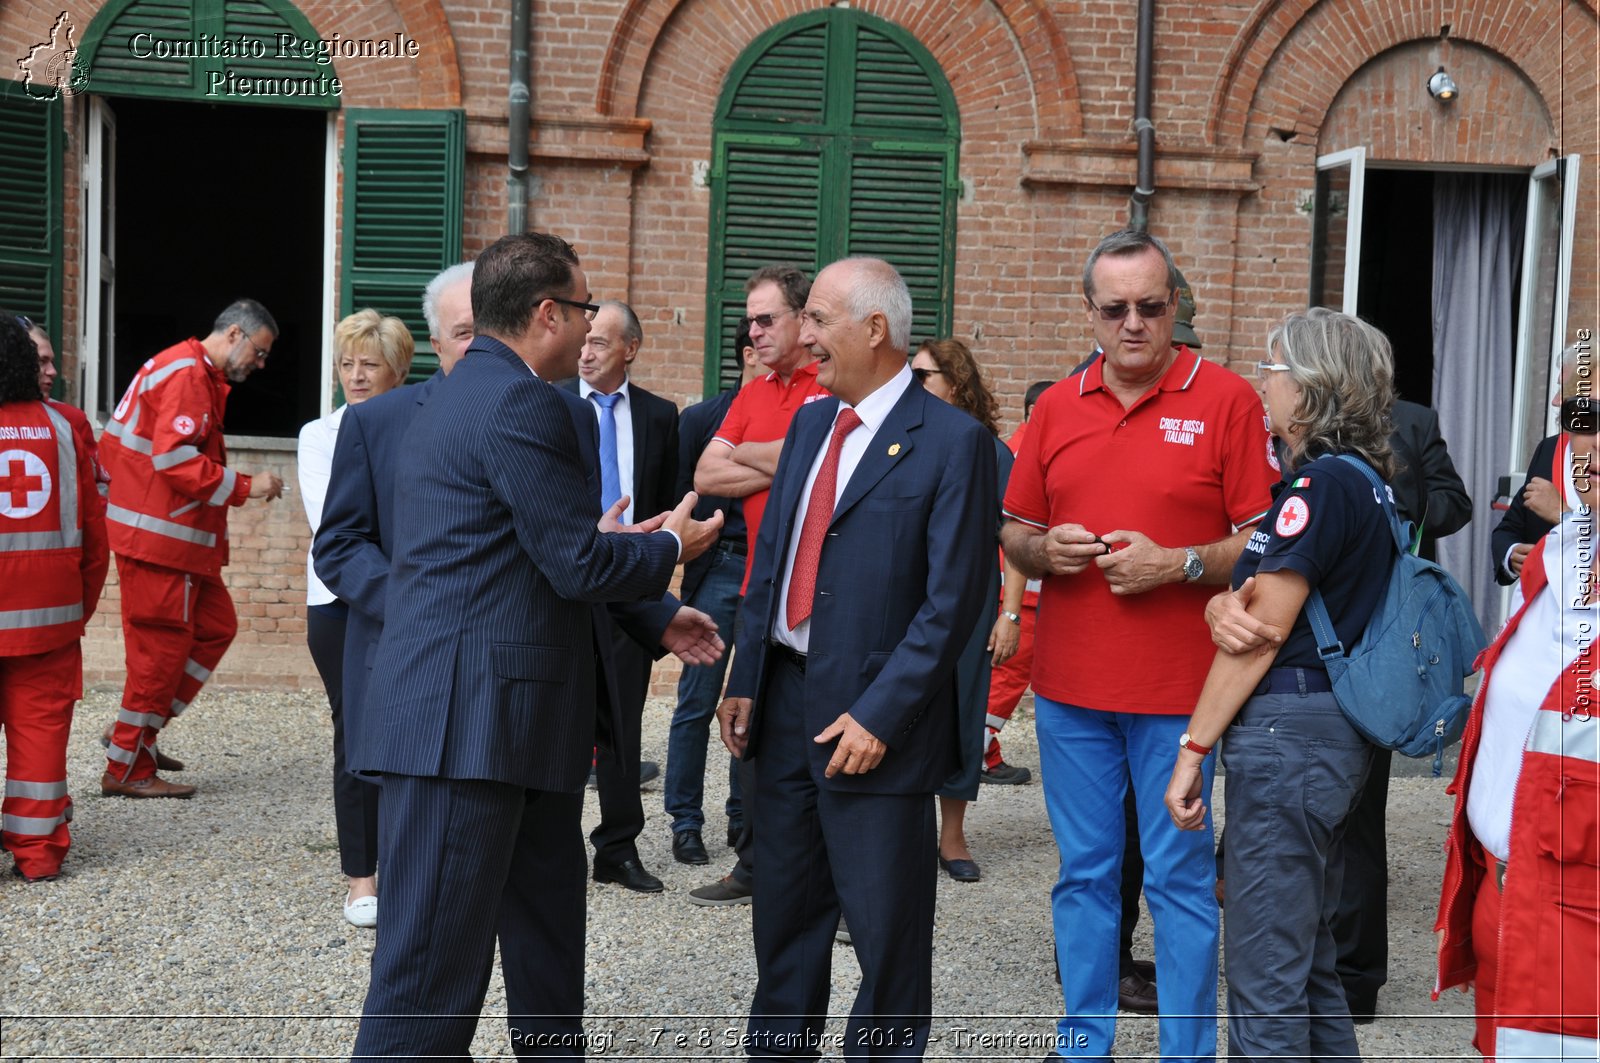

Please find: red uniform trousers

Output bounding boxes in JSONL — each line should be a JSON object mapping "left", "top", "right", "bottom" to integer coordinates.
{"left": 983, "top": 599, "right": 1037, "bottom": 770}
{"left": 1, "top": 643, "right": 80, "bottom": 878}
{"left": 1468, "top": 842, "right": 1503, "bottom": 1060}
{"left": 105, "top": 555, "right": 236, "bottom": 781}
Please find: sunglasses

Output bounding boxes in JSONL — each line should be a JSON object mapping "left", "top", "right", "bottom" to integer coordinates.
{"left": 749, "top": 310, "right": 796, "bottom": 329}
{"left": 911, "top": 367, "right": 943, "bottom": 383}
{"left": 1562, "top": 396, "right": 1597, "bottom": 434}
{"left": 1087, "top": 292, "right": 1175, "bottom": 323}
{"left": 15, "top": 315, "right": 34, "bottom": 331}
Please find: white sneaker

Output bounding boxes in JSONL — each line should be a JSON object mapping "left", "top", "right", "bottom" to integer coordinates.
{"left": 343, "top": 893, "right": 378, "bottom": 928}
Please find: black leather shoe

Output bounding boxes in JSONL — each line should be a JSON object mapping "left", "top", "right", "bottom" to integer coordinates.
{"left": 1118, "top": 972, "right": 1159, "bottom": 1014}
{"left": 593, "top": 858, "right": 664, "bottom": 893}
{"left": 938, "top": 855, "right": 981, "bottom": 882}
{"left": 672, "top": 829, "right": 709, "bottom": 865}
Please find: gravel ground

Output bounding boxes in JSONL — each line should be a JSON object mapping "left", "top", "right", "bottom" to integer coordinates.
{"left": 0, "top": 686, "right": 1476, "bottom": 1060}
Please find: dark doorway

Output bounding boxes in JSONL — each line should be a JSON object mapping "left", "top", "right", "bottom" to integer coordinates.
{"left": 109, "top": 96, "right": 325, "bottom": 436}
{"left": 1356, "top": 169, "right": 1435, "bottom": 406}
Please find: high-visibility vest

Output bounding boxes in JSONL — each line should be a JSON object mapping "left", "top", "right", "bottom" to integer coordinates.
{"left": 100, "top": 339, "right": 250, "bottom": 575}
{"left": 0, "top": 400, "right": 105, "bottom": 654}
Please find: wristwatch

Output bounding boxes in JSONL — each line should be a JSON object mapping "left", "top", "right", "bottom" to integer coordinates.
{"left": 1000, "top": 611, "right": 1021, "bottom": 624}
{"left": 1182, "top": 546, "right": 1204, "bottom": 583}
{"left": 1179, "top": 732, "right": 1212, "bottom": 756}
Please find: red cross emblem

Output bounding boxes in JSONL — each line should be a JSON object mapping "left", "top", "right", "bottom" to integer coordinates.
{"left": 172, "top": 414, "right": 196, "bottom": 436}
{"left": 0, "top": 450, "right": 51, "bottom": 519}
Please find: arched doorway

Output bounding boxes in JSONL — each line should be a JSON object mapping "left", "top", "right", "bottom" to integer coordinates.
{"left": 701, "top": 8, "right": 961, "bottom": 392}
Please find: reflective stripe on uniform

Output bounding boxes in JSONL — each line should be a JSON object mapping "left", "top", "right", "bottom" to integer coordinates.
{"left": 1496, "top": 1025, "right": 1600, "bottom": 1062}
{"left": 1527, "top": 711, "right": 1600, "bottom": 765}
{"left": 0, "top": 530, "right": 79, "bottom": 551}
{"left": 151, "top": 445, "right": 201, "bottom": 471}
{"left": 1, "top": 812, "right": 68, "bottom": 836}
{"left": 117, "top": 707, "right": 165, "bottom": 730}
{"left": 104, "top": 742, "right": 137, "bottom": 766}
{"left": 0, "top": 603, "right": 82, "bottom": 630}
{"left": 169, "top": 697, "right": 190, "bottom": 717}
{"left": 185, "top": 658, "right": 212, "bottom": 683}
{"left": 4, "top": 778, "right": 68, "bottom": 801}
{"left": 106, "top": 504, "right": 216, "bottom": 548}
{"left": 206, "top": 466, "right": 236, "bottom": 506}
{"left": 106, "top": 419, "right": 154, "bottom": 455}
{"left": 41, "top": 404, "right": 80, "bottom": 547}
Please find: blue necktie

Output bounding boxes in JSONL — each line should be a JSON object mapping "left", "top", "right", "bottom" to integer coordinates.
{"left": 593, "top": 391, "right": 622, "bottom": 514}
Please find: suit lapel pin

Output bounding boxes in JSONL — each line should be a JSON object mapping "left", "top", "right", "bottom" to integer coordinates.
{"left": 888, "top": 443, "right": 902, "bottom": 456}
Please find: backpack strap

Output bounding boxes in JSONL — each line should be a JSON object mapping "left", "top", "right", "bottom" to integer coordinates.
{"left": 1333, "top": 454, "right": 1413, "bottom": 555}
{"left": 1307, "top": 587, "right": 1345, "bottom": 663}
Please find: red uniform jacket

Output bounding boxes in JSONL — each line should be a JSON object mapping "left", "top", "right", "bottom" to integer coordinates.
{"left": 0, "top": 400, "right": 110, "bottom": 655}
{"left": 100, "top": 339, "right": 251, "bottom": 575}
{"left": 1435, "top": 539, "right": 1600, "bottom": 1056}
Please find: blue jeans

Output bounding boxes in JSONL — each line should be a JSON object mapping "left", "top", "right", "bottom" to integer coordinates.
{"left": 1037, "top": 697, "right": 1219, "bottom": 1063}
{"left": 1221, "top": 688, "right": 1372, "bottom": 1063}
{"left": 664, "top": 544, "right": 744, "bottom": 834}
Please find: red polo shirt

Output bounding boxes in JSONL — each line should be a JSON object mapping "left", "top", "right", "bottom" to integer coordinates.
{"left": 1003, "top": 347, "right": 1277, "bottom": 713}
{"left": 712, "top": 360, "right": 829, "bottom": 591}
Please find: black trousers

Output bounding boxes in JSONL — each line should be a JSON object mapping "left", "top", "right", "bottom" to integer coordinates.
{"left": 590, "top": 628, "right": 651, "bottom": 866}
{"left": 307, "top": 602, "right": 379, "bottom": 879}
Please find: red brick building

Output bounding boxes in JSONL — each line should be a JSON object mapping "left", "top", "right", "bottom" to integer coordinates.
{"left": 1, "top": 0, "right": 1594, "bottom": 690}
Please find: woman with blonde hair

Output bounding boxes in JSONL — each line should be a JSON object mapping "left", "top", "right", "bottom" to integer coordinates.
{"left": 910, "top": 338, "right": 1013, "bottom": 882}
{"left": 297, "top": 309, "right": 413, "bottom": 927}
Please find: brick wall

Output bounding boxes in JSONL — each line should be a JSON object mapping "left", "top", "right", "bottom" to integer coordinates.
{"left": 9, "top": 0, "right": 1597, "bottom": 696}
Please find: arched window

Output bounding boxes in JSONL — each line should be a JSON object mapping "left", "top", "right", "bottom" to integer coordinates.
{"left": 703, "top": 9, "right": 960, "bottom": 391}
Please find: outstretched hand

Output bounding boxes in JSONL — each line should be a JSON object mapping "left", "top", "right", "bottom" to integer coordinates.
{"left": 662, "top": 606, "right": 724, "bottom": 666}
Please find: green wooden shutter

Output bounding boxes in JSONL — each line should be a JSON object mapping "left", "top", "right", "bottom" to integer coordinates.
{"left": 339, "top": 108, "right": 464, "bottom": 384}
{"left": 705, "top": 10, "right": 959, "bottom": 393}
{"left": 78, "top": 0, "right": 335, "bottom": 108}
{"left": 0, "top": 83, "right": 64, "bottom": 394}
{"left": 844, "top": 145, "right": 957, "bottom": 344}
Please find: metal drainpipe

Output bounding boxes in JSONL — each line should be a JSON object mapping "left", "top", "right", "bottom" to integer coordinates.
{"left": 508, "top": 0, "right": 531, "bottom": 233}
{"left": 1128, "top": 0, "right": 1155, "bottom": 232}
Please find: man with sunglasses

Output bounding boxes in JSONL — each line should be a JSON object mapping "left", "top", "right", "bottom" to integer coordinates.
{"left": 98, "top": 300, "right": 285, "bottom": 798}
{"left": 1002, "top": 230, "right": 1278, "bottom": 1061}
{"left": 689, "top": 264, "right": 827, "bottom": 906}
{"left": 1491, "top": 345, "right": 1592, "bottom": 584}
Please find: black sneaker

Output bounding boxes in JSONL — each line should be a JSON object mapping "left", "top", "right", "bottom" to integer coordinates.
{"left": 980, "top": 760, "right": 1033, "bottom": 785}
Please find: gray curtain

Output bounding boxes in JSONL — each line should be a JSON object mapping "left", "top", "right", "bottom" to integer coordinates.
{"left": 1433, "top": 172, "right": 1525, "bottom": 635}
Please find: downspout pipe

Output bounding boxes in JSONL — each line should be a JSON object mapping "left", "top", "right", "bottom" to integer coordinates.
{"left": 508, "top": 0, "right": 531, "bottom": 233}
{"left": 1128, "top": 0, "right": 1156, "bottom": 232}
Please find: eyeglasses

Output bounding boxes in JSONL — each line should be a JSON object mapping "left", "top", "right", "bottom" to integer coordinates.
{"left": 911, "top": 367, "right": 943, "bottom": 383}
{"left": 1255, "top": 361, "right": 1293, "bottom": 374}
{"left": 1562, "top": 396, "right": 1597, "bottom": 434}
{"left": 236, "top": 328, "right": 269, "bottom": 363}
{"left": 549, "top": 297, "right": 600, "bottom": 320}
{"left": 749, "top": 309, "right": 796, "bottom": 329}
{"left": 1086, "top": 292, "right": 1175, "bottom": 323}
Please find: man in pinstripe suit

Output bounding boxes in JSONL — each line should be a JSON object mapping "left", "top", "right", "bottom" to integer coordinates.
{"left": 350, "top": 233, "right": 722, "bottom": 1059}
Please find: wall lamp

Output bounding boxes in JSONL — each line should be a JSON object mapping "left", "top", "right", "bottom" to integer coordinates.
{"left": 1428, "top": 66, "right": 1459, "bottom": 102}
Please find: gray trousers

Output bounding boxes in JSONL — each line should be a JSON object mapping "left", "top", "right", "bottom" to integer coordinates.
{"left": 1221, "top": 687, "right": 1373, "bottom": 1063}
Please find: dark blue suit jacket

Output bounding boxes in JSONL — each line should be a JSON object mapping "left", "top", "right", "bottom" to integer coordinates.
{"left": 356, "top": 338, "right": 678, "bottom": 791}
{"left": 727, "top": 381, "right": 995, "bottom": 794}
{"left": 312, "top": 373, "right": 440, "bottom": 763}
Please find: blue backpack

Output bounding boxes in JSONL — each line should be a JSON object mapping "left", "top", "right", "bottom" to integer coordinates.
{"left": 1304, "top": 455, "right": 1488, "bottom": 776}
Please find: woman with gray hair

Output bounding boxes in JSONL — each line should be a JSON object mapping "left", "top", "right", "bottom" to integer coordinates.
{"left": 297, "top": 309, "right": 413, "bottom": 927}
{"left": 1163, "top": 307, "right": 1397, "bottom": 1060}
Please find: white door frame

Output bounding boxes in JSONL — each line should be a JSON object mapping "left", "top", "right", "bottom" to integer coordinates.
{"left": 1314, "top": 146, "right": 1367, "bottom": 315}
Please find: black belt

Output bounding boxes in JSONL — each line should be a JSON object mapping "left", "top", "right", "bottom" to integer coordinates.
{"left": 716, "top": 538, "right": 748, "bottom": 556}
{"left": 768, "top": 641, "right": 807, "bottom": 673}
{"left": 1253, "top": 666, "right": 1332, "bottom": 696}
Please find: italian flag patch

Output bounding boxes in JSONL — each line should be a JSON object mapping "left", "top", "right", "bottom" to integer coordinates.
{"left": 1290, "top": 477, "right": 1312, "bottom": 489}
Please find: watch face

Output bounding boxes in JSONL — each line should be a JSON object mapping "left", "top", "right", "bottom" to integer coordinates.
{"left": 1184, "top": 554, "right": 1203, "bottom": 579}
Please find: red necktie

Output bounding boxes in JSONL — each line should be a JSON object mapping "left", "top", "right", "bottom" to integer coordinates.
{"left": 786, "top": 408, "right": 864, "bottom": 630}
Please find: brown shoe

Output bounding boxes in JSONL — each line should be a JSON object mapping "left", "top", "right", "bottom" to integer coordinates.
{"left": 100, "top": 772, "right": 196, "bottom": 799}
{"left": 1118, "top": 972, "right": 1159, "bottom": 1014}
{"left": 101, "top": 724, "right": 185, "bottom": 772}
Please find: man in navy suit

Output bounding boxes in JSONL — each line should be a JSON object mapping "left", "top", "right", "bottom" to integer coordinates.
{"left": 718, "top": 257, "right": 994, "bottom": 1059}
{"left": 348, "top": 232, "right": 722, "bottom": 1059}
{"left": 563, "top": 299, "right": 682, "bottom": 892}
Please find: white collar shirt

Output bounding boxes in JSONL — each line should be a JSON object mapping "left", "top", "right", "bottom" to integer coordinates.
{"left": 579, "top": 377, "right": 636, "bottom": 524}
